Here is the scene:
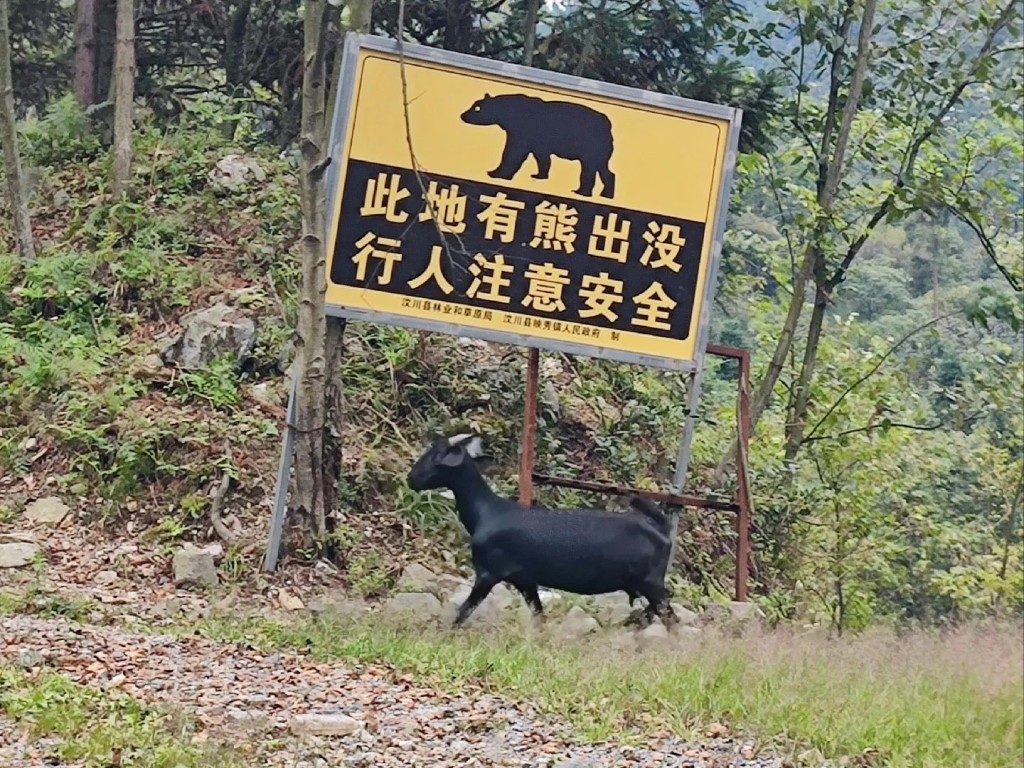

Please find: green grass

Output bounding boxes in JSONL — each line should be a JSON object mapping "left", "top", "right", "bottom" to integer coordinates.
{"left": 2, "top": 584, "right": 1020, "bottom": 766}
{"left": 0, "top": 587, "right": 99, "bottom": 623}
{"left": 192, "top": 612, "right": 1024, "bottom": 768}
{"left": 0, "top": 667, "right": 244, "bottom": 768}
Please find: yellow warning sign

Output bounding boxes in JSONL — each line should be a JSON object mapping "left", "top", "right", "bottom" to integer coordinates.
{"left": 325, "top": 34, "right": 742, "bottom": 371}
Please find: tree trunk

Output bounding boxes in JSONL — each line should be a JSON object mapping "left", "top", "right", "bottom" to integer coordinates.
{"left": 73, "top": 0, "right": 99, "bottom": 105}
{"left": 0, "top": 0, "right": 34, "bottom": 262}
{"left": 783, "top": 277, "right": 828, "bottom": 463}
{"left": 290, "top": 0, "right": 334, "bottom": 552}
{"left": 444, "top": 0, "right": 473, "bottom": 53}
{"left": 223, "top": 0, "right": 251, "bottom": 89}
{"left": 111, "top": 0, "right": 135, "bottom": 196}
{"left": 73, "top": 0, "right": 116, "bottom": 107}
{"left": 522, "top": 0, "right": 540, "bottom": 66}
{"left": 713, "top": 0, "right": 875, "bottom": 482}
{"left": 782, "top": 0, "right": 877, "bottom": 463}
{"left": 322, "top": 0, "right": 374, "bottom": 559}
{"left": 221, "top": 0, "right": 252, "bottom": 141}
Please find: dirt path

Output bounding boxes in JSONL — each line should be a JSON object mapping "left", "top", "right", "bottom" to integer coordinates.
{"left": 1, "top": 614, "right": 781, "bottom": 768}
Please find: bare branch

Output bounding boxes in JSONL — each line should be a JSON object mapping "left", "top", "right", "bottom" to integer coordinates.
{"left": 209, "top": 472, "right": 239, "bottom": 546}
{"left": 804, "top": 310, "right": 961, "bottom": 441}
{"left": 944, "top": 205, "right": 1023, "bottom": 293}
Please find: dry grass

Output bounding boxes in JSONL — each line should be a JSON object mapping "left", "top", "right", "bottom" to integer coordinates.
{"left": 197, "top": 612, "right": 1024, "bottom": 768}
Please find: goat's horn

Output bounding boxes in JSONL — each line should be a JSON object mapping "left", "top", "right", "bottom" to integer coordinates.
{"left": 447, "top": 433, "right": 474, "bottom": 446}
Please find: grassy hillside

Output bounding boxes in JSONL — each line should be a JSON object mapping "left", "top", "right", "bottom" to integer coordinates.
{"left": 0, "top": 100, "right": 747, "bottom": 604}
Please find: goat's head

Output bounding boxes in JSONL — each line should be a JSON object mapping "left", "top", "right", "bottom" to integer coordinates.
{"left": 407, "top": 433, "right": 485, "bottom": 491}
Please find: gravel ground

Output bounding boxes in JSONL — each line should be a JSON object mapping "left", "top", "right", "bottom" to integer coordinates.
{"left": 0, "top": 615, "right": 784, "bottom": 768}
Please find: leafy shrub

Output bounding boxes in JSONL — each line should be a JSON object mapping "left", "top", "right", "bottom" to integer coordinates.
{"left": 20, "top": 94, "right": 103, "bottom": 166}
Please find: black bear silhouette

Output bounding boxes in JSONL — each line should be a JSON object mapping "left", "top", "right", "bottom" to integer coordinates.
{"left": 460, "top": 93, "right": 616, "bottom": 199}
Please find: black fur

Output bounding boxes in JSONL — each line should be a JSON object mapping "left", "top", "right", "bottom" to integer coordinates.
{"left": 408, "top": 435, "right": 677, "bottom": 628}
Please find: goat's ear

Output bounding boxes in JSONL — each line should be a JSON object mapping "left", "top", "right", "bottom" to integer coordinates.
{"left": 447, "top": 433, "right": 474, "bottom": 448}
{"left": 463, "top": 435, "right": 485, "bottom": 459}
{"left": 439, "top": 443, "right": 467, "bottom": 467}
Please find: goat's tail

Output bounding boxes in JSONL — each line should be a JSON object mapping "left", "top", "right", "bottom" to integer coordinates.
{"left": 629, "top": 496, "right": 672, "bottom": 535}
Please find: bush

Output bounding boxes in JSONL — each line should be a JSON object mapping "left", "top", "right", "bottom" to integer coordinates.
{"left": 20, "top": 93, "right": 104, "bottom": 167}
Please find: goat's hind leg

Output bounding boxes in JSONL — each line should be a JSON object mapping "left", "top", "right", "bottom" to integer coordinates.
{"left": 510, "top": 581, "right": 545, "bottom": 618}
{"left": 453, "top": 573, "right": 499, "bottom": 627}
{"left": 639, "top": 580, "right": 675, "bottom": 629}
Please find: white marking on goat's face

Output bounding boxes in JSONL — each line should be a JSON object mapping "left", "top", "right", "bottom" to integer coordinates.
{"left": 464, "top": 436, "right": 484, "bottom": 459}
{"left": 438, "top": 489, "right": 455, "bottom": 499}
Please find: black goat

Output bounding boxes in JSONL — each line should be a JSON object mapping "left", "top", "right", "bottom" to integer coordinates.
{"left": 406, "top": 433, "right": 678, "bottom": 628}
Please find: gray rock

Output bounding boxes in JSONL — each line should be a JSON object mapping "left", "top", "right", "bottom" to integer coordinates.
{"left": 703, "top": 600, "right": 765, "bottom": 624}
{"left": 307, "top": 594, "right": 367, "bottom": 621}
{"left": 540, "top": 380, "right": 561, "bottom": 418}
{"left": 277, "top": 588, "right": 305, "bottom": 611}
{"left": 395, "top": 562, "right": 439, "bottom": 594}
{"left": 728, "top": 600, "right": 766, "bottom": 622}
{"left": 637, "top": 622, "right": 671, "bottom": 651}
{"left": 151, "top": 597, "right": 182, "bottom": 619}
{"left": 172, "top": 545, "right": 218, "bottom": 589}
{"left": 446, "top": 586, "right": 502, "bottom": 626}
{"left": 208, "top": 154, "right": 266, "bottom": 192}
{"left": 129, "top": 353, "right": 168, "bottom": 381}
{"left": 435, "top": 573, "right": 471, "bottom": 598}
{"left": 592, "top": 592, "right": 634, "bottom": 627}
{"left": 52, "top": 189, "right": 72, "bottom": 209}
{"left": 553, "top": 759, "right": 599, "bottom": 768}
{"left": 16, "top": 648, "right": 43, "bottom": 668}
{"left": 538, "top": 589, "right": 561, "bottom": 607}
{"left": 94, "top": 570, "right": 118, "bottom": 585}
{"left": 0, "top": 531, "right": 35, "bottom": 543}
{"left": 23, "top": 497, "right": 70, "bottom": 525}
{"left": 675, "top": 626, "right": 703, "bottom": 642}
{"left": 671, "top": 602, "right": 700, "bottom": 626}
{"left": 491, "top": 583, "right": 517, "bottom": 609}
{"left": 227, "top": 708, "right": 270, "bottom": 729}
{"left": 290, "top": 712, "right": 362, "bottom": 737}
{"left": 557, "top": 606, "right": 599, "bottom": 640}
{"left": 701, "top": 603, "right": 730, "bottom": 623}
{"left": 161, "top": 303, "right": 257, "bottom": 370}
{"left": 382, "top": 592, "right": 444, "bottom": 621}
{"left": 249, "top": 382, "right": 277, "bottom": 409}
{"left": 0, "top": 542, "right": 39, "bottom": 568}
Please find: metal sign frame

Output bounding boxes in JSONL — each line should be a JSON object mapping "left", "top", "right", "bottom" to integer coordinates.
{"left": 264, "top": 32, "right": 745, "bottom": 573}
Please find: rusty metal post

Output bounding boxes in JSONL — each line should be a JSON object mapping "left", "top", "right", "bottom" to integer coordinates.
{"left": 734, "top": 349, "right": 752, "bottom": 601}
{"left": 519, "top": 347, "right": 540, "bottom": 506}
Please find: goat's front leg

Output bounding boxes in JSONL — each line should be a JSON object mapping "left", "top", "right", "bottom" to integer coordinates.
{"left": 639, "top": 581, "right": 671, "bottom": 628}
{"left": 453, "top": 573, "right": 498, "bottom": 627}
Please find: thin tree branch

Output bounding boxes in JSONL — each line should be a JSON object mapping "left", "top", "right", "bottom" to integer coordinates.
{"left": 804, "top": 310, "right": 960, "bottom": 441}
{"left": 805, "top": 420, "right": 947, "bottom": 443}
{"left": 944, "top": 205, "right": 1023, "bottom": 292}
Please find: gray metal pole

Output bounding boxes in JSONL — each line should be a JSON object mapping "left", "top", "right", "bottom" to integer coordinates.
{"left": 667, "top": 366, "right": 705, "bottom": 569}
{"left": 262, "top": 374, "right": 298, "bottom": 572}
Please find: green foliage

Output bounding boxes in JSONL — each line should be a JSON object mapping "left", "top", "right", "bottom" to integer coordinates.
{"left": 0, "top": 668, "right": 243, "bottom": 767}
{"left": 19, "top": 94, "right": 103, "bottom": 167}
{"left": 0, "top": 586, "right": 99, "bottom": 623}
{"left": 173, "top": 357, "right": 242, "bottom": 410}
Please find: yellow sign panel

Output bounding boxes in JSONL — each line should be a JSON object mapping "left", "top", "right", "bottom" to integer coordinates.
{"left": 325, "top": 34, "right": 742, "bottom": 371}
